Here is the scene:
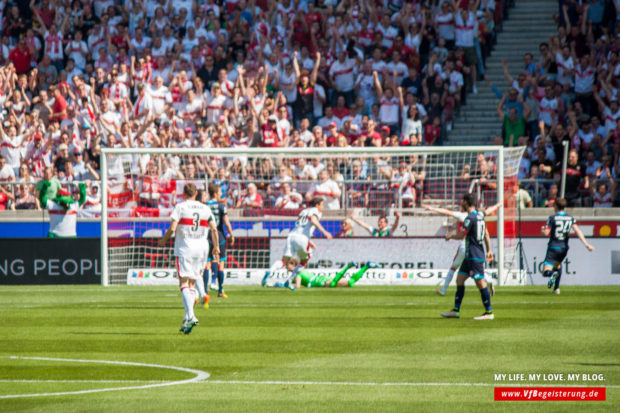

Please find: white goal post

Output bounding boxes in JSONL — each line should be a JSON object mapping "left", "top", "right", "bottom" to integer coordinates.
{"left": 100, "top": 146, "right": 525, "bottom": 286}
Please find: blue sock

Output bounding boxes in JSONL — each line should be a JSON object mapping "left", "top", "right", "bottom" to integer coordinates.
{"left": 203, "top": 269, "right": 210, "bottom": 285}
{"left": 210, "top": 262, "right": 218, "bottom": 284}
{"left": 217, "top": 267, "right": 225, "bottom": 294}
{"left": 554, "top": 268, "right": 562, "bottom": 289}
{"left": 454, "top": 285, "right": 465, "bottom": 311}
{"left": 480, "top": 287, "right": 492, "bottom": 312}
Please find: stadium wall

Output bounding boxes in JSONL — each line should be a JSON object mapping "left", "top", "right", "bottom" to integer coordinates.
{"left": 1, "top": 209, "right": 620, "bottom": 238}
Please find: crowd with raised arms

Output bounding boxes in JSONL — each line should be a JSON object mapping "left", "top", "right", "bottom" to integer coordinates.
{"left": 492, "top": 0, "right": 619, "bottom": 207}
{"left": 0, "top": 0, "right": 512, "bottom": 213}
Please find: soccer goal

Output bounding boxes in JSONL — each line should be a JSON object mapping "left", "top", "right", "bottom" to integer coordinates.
{"left": 100, "top": 146, "right": 525, "bottom": 286}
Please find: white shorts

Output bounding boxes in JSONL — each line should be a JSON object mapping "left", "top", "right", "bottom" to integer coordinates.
{"left": 283, "top": 233, "right": 311, "bottom": 262}
{"left": 451, "top": 243, "right": 466, "bottom": 269}
{"left": 175, "top": 256, "right": 207, "bottom": 280}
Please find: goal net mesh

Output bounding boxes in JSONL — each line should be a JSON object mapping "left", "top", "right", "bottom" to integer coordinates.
{"left": 102, "top": 147, "right": 524, "bottom": 285}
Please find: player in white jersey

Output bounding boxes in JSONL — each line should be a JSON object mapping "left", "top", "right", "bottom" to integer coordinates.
{"left": 262, "top": 197, "right": 332, "bottom": 289}
{"left": 423, "top": 202, "right": 501, "bottom": 296}
{"left": 158, "top": 183, "right": 219, "bottom": 334}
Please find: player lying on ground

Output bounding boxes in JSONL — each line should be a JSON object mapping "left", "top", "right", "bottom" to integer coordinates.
{"left": 158, "top": 183, "right": 219, "bottom": 335}
{"left": 423, "top": 202, "right": 501, "bottom": 296}
{"left": 441, "top": 194, "right": 495, "bottom": 320}
{"left": 541, "top": 197, "right": 594, "bottom": 294}
{"left": 264, "top": 197, "right": 332, "bottom": 288}
{"left": 262, "top": 259, "right": 377, "bottom": 289}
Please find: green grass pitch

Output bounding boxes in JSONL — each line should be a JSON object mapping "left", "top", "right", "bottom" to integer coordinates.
{"left": 0, "top": 285, "right": 618, "bottom": 412}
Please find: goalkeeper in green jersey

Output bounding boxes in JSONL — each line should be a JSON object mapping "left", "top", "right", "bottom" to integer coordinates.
{"left": 264, "top": 258, "right": 377, "bottom": 289}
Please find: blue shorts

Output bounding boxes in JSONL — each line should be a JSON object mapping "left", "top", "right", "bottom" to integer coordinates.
{"left": 544, "top": 247, "right": 568, "bottom": 267}
{"left": 458, "top": 258, "right": 485, "bottom": 280}
{"left": 208, "top": 231, "right": 226, "bottom": 262}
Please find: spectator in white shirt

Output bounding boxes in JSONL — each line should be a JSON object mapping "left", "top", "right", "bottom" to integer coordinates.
{"left": 329, "top": 51, "right": 357, "bottom": 106}
{"left": 374, "top": 70, "right": 400, "bottom": 135}
{"left": 306, "top": 169, "right": 341, "bottom": 210}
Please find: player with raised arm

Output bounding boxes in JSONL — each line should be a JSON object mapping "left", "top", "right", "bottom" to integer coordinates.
{"left": 348, "top": 211, "right": 400, "bottom": 237}
{"left": 262, "top": 197, "right": 333, "bottom": 289}
{"left": 423, "top": 202, "right": 501, "bottom": 296}
{"left": 541, "top": 197, "right": 594, "bottom": 294}
{"left": 205, "top": 183, "right": 235, "bottom": 298}
{"left": 264, "top": 259, "right": 378, "bottom": 289}
{"left": 158, "top": 183, "right": 219, "bottom": 334}
{"left": 441, "top": 194, "right": 495, "bottom": 320}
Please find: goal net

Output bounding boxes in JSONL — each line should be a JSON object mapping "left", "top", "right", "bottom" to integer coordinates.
{"left": 100, "top": 146, "right": 525, "bottom": 286}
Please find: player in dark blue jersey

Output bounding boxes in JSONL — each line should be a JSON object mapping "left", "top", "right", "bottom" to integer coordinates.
{"left": 441, "top": 193, "right": 495, "bottom": 320}
{"left": 205, "top": 183, "right": 235, "bottom": 298}
{"left": 541, "top": 197, "right": 594, "bottom": 294}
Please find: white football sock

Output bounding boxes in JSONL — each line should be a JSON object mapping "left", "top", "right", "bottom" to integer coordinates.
{"left": 180, "top": 286, "right": 191, "bottom": 321}
{"left": 195, "top": 277, "right": 206, "bottom": 299}
{"left": 184, "top": 288, "right": 196, "bottom": 320}
{"left": 442, "top": 268, "right": 456, "bottom": 293}
{"left": 268, "top": 260, "right": 284, "bottom": 273}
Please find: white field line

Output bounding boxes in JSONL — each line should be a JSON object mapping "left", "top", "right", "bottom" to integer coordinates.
{"left": 2, "top": 378, "right": 616, "bottom": 388}
{"left": 0, "top": 380, "right": 170, "bottom": 383}
{"left": 0, "top": 356, "right": 209, "bottom": 399}
{"left": 201, "top": 380, "right": 619, "bottom": 388}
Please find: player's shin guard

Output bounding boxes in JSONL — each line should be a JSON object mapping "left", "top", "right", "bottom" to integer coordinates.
{"left": 479, "top": 287, "right": 492, "bottom": 312}
{"left": 347, "top": 263, "right": 369, "bottom": 287}
{"left": 454, "top": 285, "right": 465, "bottom": 311}
{"left": 330, "top": 262, "right": 354, "bottom": 287}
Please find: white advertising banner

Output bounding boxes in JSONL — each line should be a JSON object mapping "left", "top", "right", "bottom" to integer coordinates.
{"left": 271, "top": 238, "right": 620, "bottom": 285}
{"left": 516, "top": 238, "right": 619, "bottom": 285}
{"left": 127, "top": 268, "right": 178, "bottom": 285}
{"left": 126, "top": 267, "right": 509, "bottom": 287}
{"left": 126, "top": 238, "right": 619, "bottom": 286}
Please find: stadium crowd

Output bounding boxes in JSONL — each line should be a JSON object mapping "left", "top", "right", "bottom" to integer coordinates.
{"left": 494, "top": 0, "right": 620, "bottom": 207}
{"left": 1, "top": 0, "right": 616, "bottom": 215}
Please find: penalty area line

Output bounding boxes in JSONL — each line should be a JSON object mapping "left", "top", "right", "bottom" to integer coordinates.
{"left": 0, "top": 356, "right": 210, "bottom": 399}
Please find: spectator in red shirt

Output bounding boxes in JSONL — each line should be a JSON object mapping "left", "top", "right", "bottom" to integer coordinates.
{"left": 424, "top": 116, "right": 442, "bottom": 146}
{"left": 9, "top": 37, "right": 32, "bottom": 74}
{"left": 260, "top": 115, "right": 282, "bottom": 148}
{"left": 306, "top": 2, "right": 322, "bottom": 27}
{"left": 30, "top": 0, "right": 55, "bottom": 29}
{"left": 50, "top": 87, "right": 67, "bottom": 122}
{"left": 363, "top": 119, "right": 382, "bottom": 146}
{"left": 326, "top": 122, "right": 345, "bottom": 146}
{"left": 0, "top": 184, "right": 14, "bottom": 210}
{"left": 385, "top": 36, "right": 417, "bottom": 64}
{"left": 332, "top": 95, "right": 351, "bottom": 120}
{"left": 238, "top": 183, "right": 263, "bottom": 209}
